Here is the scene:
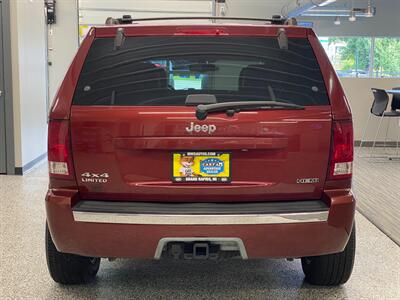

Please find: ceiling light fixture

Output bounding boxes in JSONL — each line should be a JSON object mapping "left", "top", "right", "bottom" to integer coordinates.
{"left": 334, "top": 16, "right": 341, "bottom": 25}
{"left": 319, "top": 0, "right": 337, "bottom": 6}
{"left": 282, "top": 0, "right": 338, "bottom": 18}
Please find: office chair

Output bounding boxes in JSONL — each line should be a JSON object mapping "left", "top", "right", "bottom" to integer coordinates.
{"left": 391, "top": 87, "right": 400, "bottom": 111}
{"left": 359, "top": 88, "right": 400, "bottom": 157}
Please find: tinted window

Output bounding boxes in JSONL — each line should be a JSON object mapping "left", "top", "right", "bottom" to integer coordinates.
{"left": 73, "top": 36, "right": 329, "bottom": 106}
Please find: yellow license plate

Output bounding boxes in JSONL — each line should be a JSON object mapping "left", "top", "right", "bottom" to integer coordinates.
{"left": 172, "top": 151, "right": 231, "bottom": 183}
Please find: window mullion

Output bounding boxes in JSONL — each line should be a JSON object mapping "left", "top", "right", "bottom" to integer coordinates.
{"left": 370, "top": 37, "right": 375, "bottom": 78}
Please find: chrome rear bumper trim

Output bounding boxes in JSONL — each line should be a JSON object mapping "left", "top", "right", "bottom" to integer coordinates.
{"left": 72, "top": 211, "right": 328, "bottom": 225}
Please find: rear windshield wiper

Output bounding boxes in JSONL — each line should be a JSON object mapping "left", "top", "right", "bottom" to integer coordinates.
{"left": 195, "top": 101, "right": 305, "bottom": 120}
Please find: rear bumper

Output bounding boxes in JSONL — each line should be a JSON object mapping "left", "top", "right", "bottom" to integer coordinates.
{"left": 72, "top": 200, "right": 329, "bottom": 225}
{"left": 46, "top": 190, "right": 355, "bottom": 259}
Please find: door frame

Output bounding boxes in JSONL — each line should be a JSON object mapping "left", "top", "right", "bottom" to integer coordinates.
{"left": 1, "top": 0, "right": 15, "bottom": 174}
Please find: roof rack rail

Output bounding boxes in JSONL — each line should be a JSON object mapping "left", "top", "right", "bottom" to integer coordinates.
{"left": 105, "top": 15, "right": 295, "bottom": 26}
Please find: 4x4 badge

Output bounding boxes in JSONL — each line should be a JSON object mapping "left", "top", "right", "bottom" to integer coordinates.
{"left": 81, "top": 172, "right": 109, "bottom": 183}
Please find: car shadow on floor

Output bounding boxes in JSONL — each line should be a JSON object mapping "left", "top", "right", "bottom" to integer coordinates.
{"left": 51, "top": 259, "right": 347, "bottom": 300}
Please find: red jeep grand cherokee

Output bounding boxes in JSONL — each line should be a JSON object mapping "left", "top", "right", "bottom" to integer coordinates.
{"left": 45, "top": 17, "right": 355, "bottom": 286}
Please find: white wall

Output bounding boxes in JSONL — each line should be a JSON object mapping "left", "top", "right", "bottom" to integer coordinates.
{"left": 48, "top": 0, "right": 79, "bottom": 103}
{"left": 222, "top": 0, "right": 400, "bottom": 37}
{"left": 9, "top": 0, "right": 79, "bottom": 171}
{"left": 79, "top": 0, "right": 213, "bottom": 25}
{"left": 223, "top": 0, "right": 282, "bottom": 18}
{"left": 10, "top": 0, "right": 48, "bottom": 168}
{"left": 340, "top": 78, "right": 400, "bottom": 142}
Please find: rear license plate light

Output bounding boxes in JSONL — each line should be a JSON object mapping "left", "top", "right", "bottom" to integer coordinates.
{"left": 48, "top": 161, "right": 69, "bottom": 176}
{"left": 333, "top": 162, "right": 353, "bottom": 176}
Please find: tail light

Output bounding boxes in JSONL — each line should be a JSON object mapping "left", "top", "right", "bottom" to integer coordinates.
{"left": 48, "top": 120, "right": 75, "bottom": 179}
{"left": 327, "top": 120, "right": 354, "bottom": 180}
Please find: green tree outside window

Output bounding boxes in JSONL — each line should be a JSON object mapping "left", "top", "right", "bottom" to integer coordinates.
{"left": 319, "top": 37, "right": 400, "bottom": 78}
{"left": 328, "top": 37, "right": 371, "bottom": 77}
{"left": 374, "top": 38, "right": 400, "bottom": 77}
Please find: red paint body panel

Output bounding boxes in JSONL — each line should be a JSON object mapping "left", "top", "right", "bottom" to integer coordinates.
{"left": 47, "top": 23, "right": 355, "bottom": 259}
{"left": 307, "top": 29, "right": 352, "bottom": 120}
{"left": 46, "top": 189, "right": 355, "bottom": 258}
{"left": 70, "top": 106, "right": 332, "bottom": 202}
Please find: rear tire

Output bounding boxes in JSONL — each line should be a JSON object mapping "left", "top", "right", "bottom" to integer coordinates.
{"left": 301, "top": 224, "right": 355, "bottom": 286}
{"left": 45, "top": 223, "right": 100, "bottom": 285}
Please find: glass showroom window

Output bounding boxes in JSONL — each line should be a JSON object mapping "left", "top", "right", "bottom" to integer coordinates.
{"left": 319, "top": 37, "right": 372, "bottom": 78}
{"left": 373, "top": 37, "right": 400, "bottom": 78}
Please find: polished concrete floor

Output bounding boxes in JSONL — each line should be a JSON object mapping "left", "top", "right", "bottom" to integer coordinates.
{"left": 1, "top": 159, "right": 400, "bottom": 300}
{"left": 354, "top": 147, "right": 400, "bottom": 245}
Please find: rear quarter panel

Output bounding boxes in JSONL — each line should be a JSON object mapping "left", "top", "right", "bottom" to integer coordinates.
{"left": 307, "top": 29, "right": 352, "bottom": 120}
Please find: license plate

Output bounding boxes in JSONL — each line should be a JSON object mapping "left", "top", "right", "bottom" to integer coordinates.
{"left": 172, "top": 151, "right": 231, "bottom": 183}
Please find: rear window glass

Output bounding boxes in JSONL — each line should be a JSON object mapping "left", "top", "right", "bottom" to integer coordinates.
{"left": 73, "top": 36, "right": 330, "bottom": 106}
